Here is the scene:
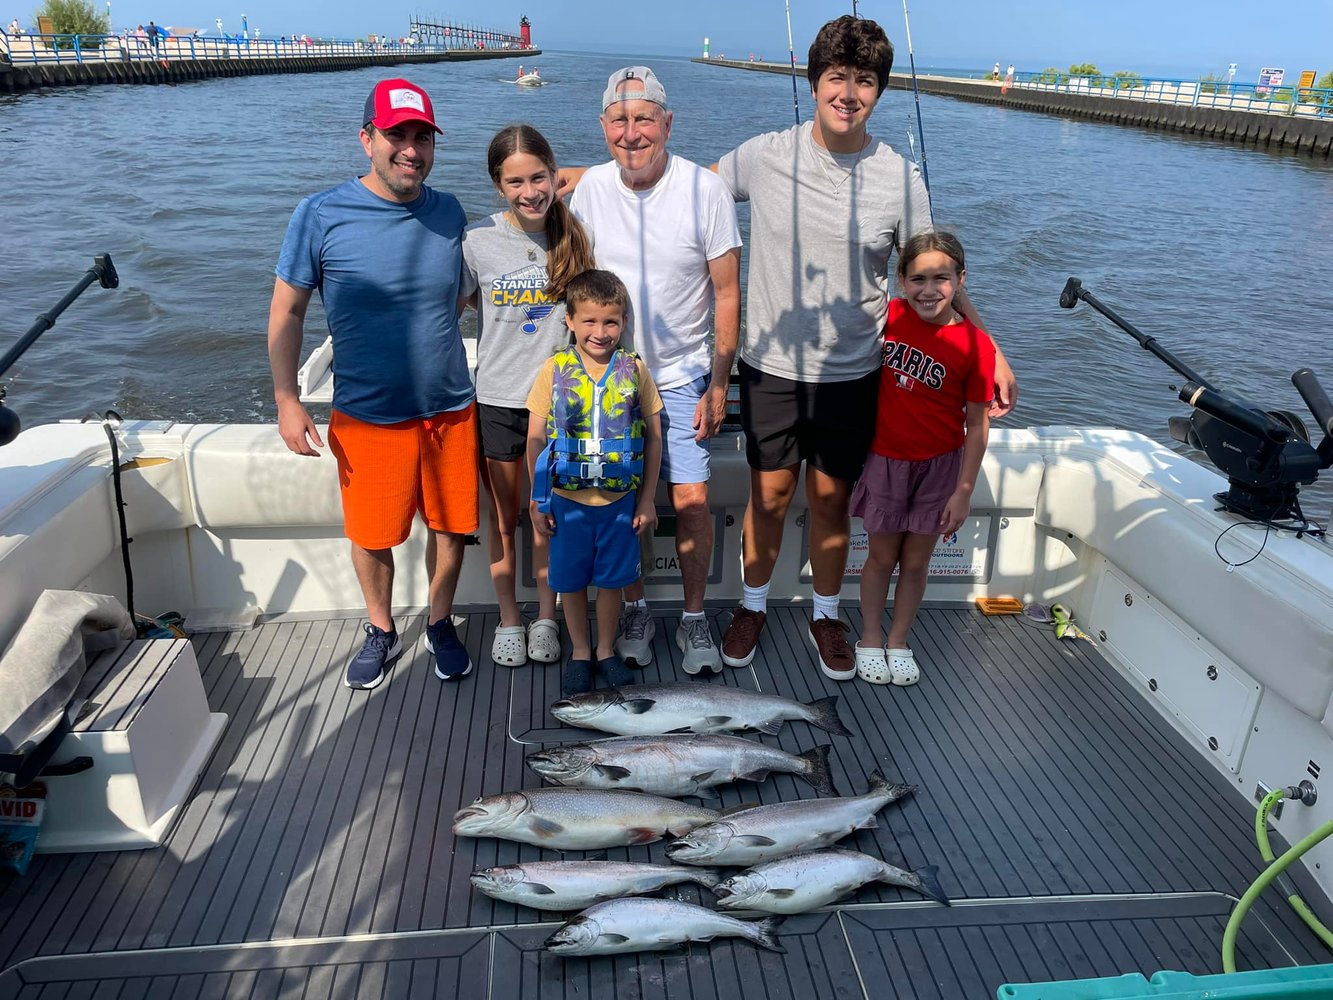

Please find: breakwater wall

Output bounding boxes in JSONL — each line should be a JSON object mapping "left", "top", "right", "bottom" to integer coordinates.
{"left": 0, "top": 47, "right": 538, "bottom": 93}
{"left": 692, "top": 58, "right": 1333, "bottom": 158}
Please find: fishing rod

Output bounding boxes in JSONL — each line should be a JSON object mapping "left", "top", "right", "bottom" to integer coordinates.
{"left": 784, "top": 0, "right": 800, "bottom": 124}
{"left": 900, "top": 0, "right": 931, "bottom": 194}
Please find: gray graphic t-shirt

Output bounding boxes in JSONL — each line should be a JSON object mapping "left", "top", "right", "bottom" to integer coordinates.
{"left": 462, "top": 212, "right": 571, "bottom": 408}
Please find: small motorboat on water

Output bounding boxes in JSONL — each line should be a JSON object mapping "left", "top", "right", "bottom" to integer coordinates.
{"left": 1, "top": 263, "right": 1332, "bottom": 996}
{"left": 514, "top": 64, "right": 542, "bottom": 87}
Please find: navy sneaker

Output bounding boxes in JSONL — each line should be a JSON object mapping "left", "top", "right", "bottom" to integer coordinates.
{"left": 345, "top": 623, "right": 402, "bottom": 690}
{"left": 562, "top": 658, "right": 594, "bottom": 696}
{"left": 595, "top": 654, "right": 635, "bottom": 688}
{"left": 425, "top": 617, "right": 473, "bottom": 681}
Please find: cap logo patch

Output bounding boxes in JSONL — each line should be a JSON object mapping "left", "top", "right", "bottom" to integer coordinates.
{"left": 388, "top": 88, "right": 425, "bottom": 112}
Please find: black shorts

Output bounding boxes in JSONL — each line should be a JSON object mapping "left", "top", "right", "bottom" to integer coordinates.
{"left": 478, "top": 403, "right": 530, "bottom": 462}
{"left": 737, "top": 359, "right": 880, "bottom": 483}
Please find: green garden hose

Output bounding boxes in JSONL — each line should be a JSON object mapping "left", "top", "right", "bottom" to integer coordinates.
{"left": 1222, "top": 787, "right": 1333, "bottom": 973}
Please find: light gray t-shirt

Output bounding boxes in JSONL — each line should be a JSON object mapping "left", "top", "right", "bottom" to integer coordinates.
{"left": 461, "top": 212, "right": 570, "bottom": 408}
{"left": 718, "top": 121, "right": 933, "bottom": 383}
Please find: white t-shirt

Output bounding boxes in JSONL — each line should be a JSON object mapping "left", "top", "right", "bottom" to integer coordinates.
{"left": 570, "top": 154, "right": 741, "bottom": 391}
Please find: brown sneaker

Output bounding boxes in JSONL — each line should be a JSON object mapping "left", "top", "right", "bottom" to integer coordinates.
{"left": 809, "top": 618, "right": 856, "bottom": 681}
{"left": 721, "top": 607, "right": 767, "bottom": 667}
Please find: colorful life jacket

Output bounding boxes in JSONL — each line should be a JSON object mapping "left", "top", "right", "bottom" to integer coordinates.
{"left": 532, "top": 346, "right": 645, "bottom": 511}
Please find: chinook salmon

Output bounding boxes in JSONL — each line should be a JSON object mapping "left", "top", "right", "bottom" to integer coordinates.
{"left": 665, "top": 770, "right": 915, "bottom": 866}
{"left": 544, "top": 897, "right": 784, "bottom": 956}
{"left": 526, "top": 735, "right": 837, "bottom": 797}
{"left": 470, "top": 860, "right": 722, "bottom": 912}
{"left": 451, "top": 787, "right": 718, "bottom": 850}
{"left": 549, "top": 683, "right": 853, "bottom": 738}
{"left": 713, "top": 849, "right": 950, "bottom": 913}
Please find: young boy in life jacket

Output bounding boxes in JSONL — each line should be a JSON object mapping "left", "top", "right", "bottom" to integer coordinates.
{"left": 527, "top": 270, "right": 663, "bottom": 695}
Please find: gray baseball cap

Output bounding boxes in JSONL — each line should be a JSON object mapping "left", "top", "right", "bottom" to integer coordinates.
{"left": 602, "top": 66, "right": 668, "bottom": 111}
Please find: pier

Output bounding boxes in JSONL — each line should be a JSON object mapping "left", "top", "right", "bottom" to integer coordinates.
{"left": 0, "top": 23, "right": 537, "bottom": 93}
{"left": 693, "top": 58, "right": 1333, "bottom": 158}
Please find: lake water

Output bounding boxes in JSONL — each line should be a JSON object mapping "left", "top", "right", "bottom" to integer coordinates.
{"left": 2, "top": 50, "right": 1331, "bottom": 513}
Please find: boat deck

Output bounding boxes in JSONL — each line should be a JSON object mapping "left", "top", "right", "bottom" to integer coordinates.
{"left": 1, "top": 603, "right": 1328, "bottom": 998}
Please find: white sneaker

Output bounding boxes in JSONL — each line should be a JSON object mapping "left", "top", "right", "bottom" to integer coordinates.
{"left": 615, "top": 605, "right": 655, "bottom": 665}
{"left": 676, "top": 618, "right": 722, "bottom": 675}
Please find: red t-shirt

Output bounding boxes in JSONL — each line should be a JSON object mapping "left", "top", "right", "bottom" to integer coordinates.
{"left": 871, "top": 298, "right": 996, "bottom": 461}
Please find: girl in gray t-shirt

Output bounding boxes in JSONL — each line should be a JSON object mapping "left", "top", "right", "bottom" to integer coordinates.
{"left": 461, "top": 124, "right": 596, "bottom": 669}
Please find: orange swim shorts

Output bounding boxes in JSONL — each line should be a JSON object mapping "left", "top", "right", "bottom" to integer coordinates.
{"left": 329, "top": 405, "right": 480, "bottom": 549}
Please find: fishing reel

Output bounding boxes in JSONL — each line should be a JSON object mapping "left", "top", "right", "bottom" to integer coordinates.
{"left": 1060, "top": 278, "right": 1333, "bottom": 524}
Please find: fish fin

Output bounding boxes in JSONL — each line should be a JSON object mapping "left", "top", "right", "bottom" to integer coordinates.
{"left": 584, "top": 850, "right": 608, "bottom": 861}
{"left": 910, "top": 864, "right": 951, "bottom": 906}
{"left": 704, "top": 715, "right": 732, "bottom": 728}
{"left": 687, "top": 868, "right": 723, "bottom": 890}
{"left": 806, "top": 695, "right": 853, "bottom": 737}
{"left": 597, "top": 933, "right": 631, "bottom": 945}
{"left": 622, "top": 698, "right": 657, "bottom": 714}
{"left": 594, "top": 764, "right": 632, "bottom": 780}
{"left": 626, "top": 827, "right": 660, "bottom": 845}
{"left": 755, "top": 916, "right": 786, "bottom": 953}
{"left": 865, "top": 770, "right": 917, "bottom": 803}
{"left": 689, "top": 770, "right": 718, "bottom": 784}
{"left": 665, "top": 726, "right": 695, "bottom": 734}
{"left": 766, "top": 888, "right": 797, "bottom": 898}
{"left": 854, "top": 816, "right": 879, "bottom": 831}
{"left": 754, "top": 718, "right": 785, "bottom": 735}
{"left": 795, "top": 744, "right": 838, "bottom": 796}
{"left": 718, "top": 801, "right": 760, "bottom": 817}
{"left": 525, "top": 882, "right": 557, "bottom": 895}
{"left": 734, "top": 834, "right": 777, "bottom": 847}
{"left": 531, "top": 818, "right": 566, "bottom": 838}
{"left": 736, "top": 768, "right": 771, "bottom": 784}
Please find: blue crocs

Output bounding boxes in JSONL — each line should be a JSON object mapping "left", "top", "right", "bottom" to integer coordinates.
{"left": 425, "top": 617, "right": 473, "bottom": 681}
{"left": 596, "top": 654, "right": 635, "bottom": 688}
{"left": 345, "top": 623, "right": 402, "bottom": 690}
{"left": 562, "top": 658, "right": 594, "bottom": 696}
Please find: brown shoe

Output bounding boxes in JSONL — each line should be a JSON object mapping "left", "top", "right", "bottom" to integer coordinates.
{"left": 721, "top": 607, "right": 767, "bottom": 667}
{"left": 809, "top": 618, "right": 855, "bottom": 681}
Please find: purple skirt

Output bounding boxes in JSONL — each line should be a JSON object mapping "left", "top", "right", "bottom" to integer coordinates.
{"left": 849, "top": 449, "right": 962, "bottom": 536}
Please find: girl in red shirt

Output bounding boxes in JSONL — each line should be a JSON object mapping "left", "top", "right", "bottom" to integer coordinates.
{"left": 849, "top": 231, "right": 996, "bottom": 685}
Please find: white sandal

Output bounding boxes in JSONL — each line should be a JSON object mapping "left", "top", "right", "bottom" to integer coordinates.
{"left": 887, "top": 647, "right": 921, "bottom": 686}
{"left": 855, "top": 643, "right": 893, "bottom": 685}
{"left": 527, "top": 618, "right": 561, "bottom": 663}
{"left": 492, "top": 625, "right": 528, "bottom": 666}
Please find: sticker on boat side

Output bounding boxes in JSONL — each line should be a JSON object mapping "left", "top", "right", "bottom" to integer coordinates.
{"left": 801, "top": 515, "right": 993, "bottom": 582}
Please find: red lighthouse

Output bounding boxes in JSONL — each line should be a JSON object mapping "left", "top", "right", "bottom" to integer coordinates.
{"left": 519, "top": 15, "right": 531, "bottom": 49}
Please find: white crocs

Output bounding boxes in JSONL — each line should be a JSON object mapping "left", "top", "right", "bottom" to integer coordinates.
{"left": 492, "top": 625, "right": 528, "bottom": 666}
{"left": 855, "top": 643, "right": 892, "bottom": 685}
{"left": 887, "top": 647, "right": 921, "bottom": 686}
{"left": 527, "top": 618, "right": 561, "bottom": 663}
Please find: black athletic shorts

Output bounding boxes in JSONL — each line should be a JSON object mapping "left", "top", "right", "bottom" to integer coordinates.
{"left": 737, "top": 359, "right": 880, "bottom": 483}
{"left": 478, "top": 403, "right": 530, "bottom": 462}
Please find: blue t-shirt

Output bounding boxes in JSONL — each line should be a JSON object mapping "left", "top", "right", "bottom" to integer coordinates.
{"left": 276, "top": 178, "right": 473, "bottom": 423}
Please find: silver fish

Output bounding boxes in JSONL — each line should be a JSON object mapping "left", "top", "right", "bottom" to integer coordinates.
{"left": 470, "top": 860, "right": 721, "bottom": 912}
{"left": 544, "top": 897, "right": 784, "bottom": 956}
{"left": 665, "top": 770, "right": 915, "bottom": 866}
{"left": 549, "top": 683, "right": 853, "bottom": 738}
{"left": 451, "top": 787, "right": 718, "bottom": 850}
{"left": 526, "top": 735, "right": 838, "bottom": 797}
{"left": 713, "top": 849, "right": 950, "bottom": 913}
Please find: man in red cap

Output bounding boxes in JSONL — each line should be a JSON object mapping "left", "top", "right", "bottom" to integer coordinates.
{"left": 267, "top": 78, "right": 480, "bottom": 691}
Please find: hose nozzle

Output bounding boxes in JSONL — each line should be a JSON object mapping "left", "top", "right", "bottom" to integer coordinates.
{"left": 1285, "top": 780, "right": 1319, "bottom": 806}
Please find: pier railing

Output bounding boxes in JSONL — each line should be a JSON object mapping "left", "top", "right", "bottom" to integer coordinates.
{"left": 0, "top": 29, "right": 532, "bottom": 65}
{"left": 1011, "top": 71, "right": 1333, "bottom": 119}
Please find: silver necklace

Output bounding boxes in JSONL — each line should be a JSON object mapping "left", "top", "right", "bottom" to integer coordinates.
{"left": 813, "top": 134, "right": 870, "bottom": 196}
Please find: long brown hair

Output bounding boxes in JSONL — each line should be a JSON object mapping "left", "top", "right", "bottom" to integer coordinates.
{"left": 486, "top": 124, "right": 595, "bottom": 301}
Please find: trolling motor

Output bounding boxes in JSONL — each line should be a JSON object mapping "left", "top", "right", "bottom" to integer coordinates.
{"left": 0, "top": 254, "right": 120, "bottom": 447}
{"left": 1060, "top": 277, "right": 1333, "bottom": 524}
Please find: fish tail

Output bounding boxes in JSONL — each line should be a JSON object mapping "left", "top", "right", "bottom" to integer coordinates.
{"left": 911, "top": 864, "right": 952, "bottom": 906}
{"left": 805, "top": 696, "right": 853, "bottom": 737}
{"left": 686, "top": 867, "right": 723, "bottom": 890}
{"left": 753, "top": 916, "right": 786, "bottom": 952}
{"left": 867, "top": 769, "right": 917, "bottom": 803}
{"left": 795, "top": 744, "right": 838, "bottom": 795}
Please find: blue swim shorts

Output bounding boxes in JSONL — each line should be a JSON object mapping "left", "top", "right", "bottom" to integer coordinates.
{"left": 548, "top": 491, "right": 641, "bottom": 593}
{"left": 658, "top": 374, "right": 711, "bottom": 485}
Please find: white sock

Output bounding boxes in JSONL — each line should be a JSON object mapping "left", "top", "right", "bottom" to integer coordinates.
{"left": 742, "top": 582, "right": 769, "bottom": 614}
{"left": 812, "top": 591, "right": 840, "bottom": 621}
{"left": 681, "top": 610, "right": 705, "bottom": 624}
{"left": 626, "top": 598, "right": 647, "bottom": 609}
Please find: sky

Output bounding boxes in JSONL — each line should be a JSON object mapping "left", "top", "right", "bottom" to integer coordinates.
{"left": 80, "top": 1, "right": 1332, "bottom": 80}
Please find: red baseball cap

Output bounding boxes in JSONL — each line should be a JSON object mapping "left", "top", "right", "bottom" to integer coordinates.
{"left": 362, "top": 78, "right": 441, "bottom": 133}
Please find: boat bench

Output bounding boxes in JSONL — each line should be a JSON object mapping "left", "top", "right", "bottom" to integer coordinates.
{"left": 35, "top": 637, "right": 226, "bottom": 854}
